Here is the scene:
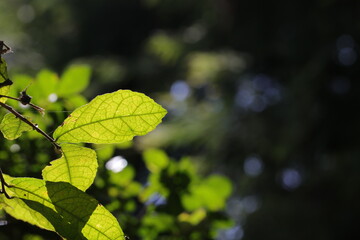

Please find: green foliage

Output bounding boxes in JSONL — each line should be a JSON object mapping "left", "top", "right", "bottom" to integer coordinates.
{"left": 0, "top": 57, "right": 167, "bottom": 239}
{"left": 0, "top": 57, "right": 10, "bottom": 103}
{"left": 143, "top": 148, "right": 169, "bottom": 173}
{"left": 53, "top": 90, "right": 167, "bottom": 144}
{"left": 57, "top": 64, "right": 91, "bottom": 97}
{"left": 0, "top": 55, "right": 232, "bottom": 239}
{"left": 134, "top": 149, "right": 233, "bottom": 239}
{"left": 146, "top": 32, "right": 183, "bottom": 64}
{"left": 0, "top": 113, "right": 33, "bottom": 140}
{"left": 1, "top": 177, "right": 125, "bottom": 240}
{"left": 42, "top": 144, "right": 98, "bottom": 191}
{"left": 182, "top": 175, "right": 232, "bottom": 211}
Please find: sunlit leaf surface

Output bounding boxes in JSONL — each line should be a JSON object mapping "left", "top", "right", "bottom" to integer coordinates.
{"left": 57, "top": 64, "right": 91, "bottom": 96}
{"left": 27, "top": 69, "right": 59, "bottom": 101}
{"left": 182, "top": 175, "right": 232, "bottom": 211}
{"left": 42, "top": 144, "right": 98, "bottom": 191}
{"left": 143, "top": 148, "right": 169, "bottom": 173}
{"left": 1, "top": 177, "right": 125, "bottom": 240}
{"left": 0, "top": 57, "right": 11, "bottom": 103}
{"left": 53, "top": 90, "right": 167, "bottom": 144}
{"left": 0, "top": 113, "right": 33, "bottom": 140}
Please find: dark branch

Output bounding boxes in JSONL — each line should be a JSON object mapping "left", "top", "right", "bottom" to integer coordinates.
{"left": 0, "top": 101, "right": 61, "bottom": 150}
{"left": 0, "top": 167, "right": 13, "bottom": 199}
{"left": 0, "top": 94, "right": 45, "bottom": 115}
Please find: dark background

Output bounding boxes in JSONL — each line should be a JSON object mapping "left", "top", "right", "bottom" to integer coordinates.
{"left": 1, "top": 0, "right": 360, "bottom": 239}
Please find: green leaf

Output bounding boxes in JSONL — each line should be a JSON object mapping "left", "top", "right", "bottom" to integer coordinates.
{"left": 205, "top": 175, "right": 232, "bottom": 199}
{"left": 143, "top": 148, "right": 169, "bottom": 173}
{"left": 0, "top": 113, "right": 33, "bottom": 140}
{"left": 0, "top": 195, "right": 55, "bottom": 231}
{"left": 109, "top": 165, "right": 135, "bottom": 187}
{"left": 0, "top": 175, "right": 55, "bottom": 232}
{"left": 1, "top": 177, "right": 125, "bottom": 240}
{"left": 57, "top": 64, "right": 91, "bottom": 96}
{"left": 182, "top": 175, "right": 232, "bottom": 211}
{"left": 0, "top": 177, "right": 55, "bottom": 231}
{"left": 28, "top": 69, "right": 59, "bottom": 102}
{"left": 64, "top": 94, "right": 88, "bottom": 109}
{"left": 178, "top": 208, "right": 207, "bottom": 225}
{"left": 0, "top": 57, "right": 11, "bottom": 103}
{"left": 42, "top": 144, "right": 98, "bottom": 191}
{"left": 53, "top": 90, "right": 167, "bottom": 144}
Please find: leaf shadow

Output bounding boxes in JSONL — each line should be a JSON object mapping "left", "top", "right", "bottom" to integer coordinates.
{"left": 23, "top": 181, "right": 98, "bottom": 240}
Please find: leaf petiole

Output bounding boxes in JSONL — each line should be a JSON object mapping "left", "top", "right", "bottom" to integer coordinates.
{"left": 0, "top": 167, "right": 13, "bottom": 199}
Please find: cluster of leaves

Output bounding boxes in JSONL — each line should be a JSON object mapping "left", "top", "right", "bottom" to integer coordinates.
{"left": 102, "top": 148, "right": 233, "bottom": 240}
{"left": 0, "top": 56, "right": 167, "bottom": 239}
{"left": 0, "top": 56, "right": 233, "bottom": 239}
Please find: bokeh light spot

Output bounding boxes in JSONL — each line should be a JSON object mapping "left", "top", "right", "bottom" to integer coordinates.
{"left": 281, "top": 168, "right": 302, "bottom": 190}
{"left": 48, "top": 93, "right": 58, "bottom": 103}
{"left": 10, "top": 144, "right": 21, "bottom": 153}
{"left": 242, "top": 195, "right": 260, "bottom": 214}
{"left": 338, "top": 47, "right": 357, "bottom": 66}
{"left": 243, "top": 156, "right": 263, "bottom": 177}
{"left": 336, "top": 34, "right": 355, "bottom": 50}
{"left": 105, "top": 156, "right": 128, "bottom": 173}
{"left": 217, "top": 225, "right": 244, "bottom": 240}
{"left": 235, "top": 75, "right": 282, "bottom": 112}
{"left": 170, "top": 80, "right": 191, "bottom": 101}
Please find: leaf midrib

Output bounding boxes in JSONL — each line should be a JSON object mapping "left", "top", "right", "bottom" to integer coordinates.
{"left": 55, "top": 110, "right": 166, "bottom": 141}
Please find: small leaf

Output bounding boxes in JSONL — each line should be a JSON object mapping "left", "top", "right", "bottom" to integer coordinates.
{"left": 64, "top": 94, "right": 88, "bottom": 109}
{"left": 28, "top": 69, "right": 59, "bottom": 101}
{"left": 42, "top": 144, "right": 98, "bottom": 191}
{"left": 53, "top": 90, "right": 167, "bottom": 144}
{"left": 0, "top": 113, "right": 33, "bottom": 140}
{"left": 143, "top": 148, "right": 169, "bottom": 173}
{"left": 57, "top": 64, "right": 91, "bottom": 96}
{"left": 0, "top": 57, "right": 11, "bottom": 103}
{"left": 182, "top": 175, "right": 232, "bottom": 211}
{"left": 1, "top": 177, "right": 125, "bottom": 240}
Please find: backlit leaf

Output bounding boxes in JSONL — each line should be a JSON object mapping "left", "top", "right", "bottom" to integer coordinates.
{"left": 182, "top": 175, "right": 232, "bottom": 211}
{"left": 42, "top": 144, "right": 98, "bottom": 191}
{"left": 0, "top": 113, "right": 33, "bottom": 140}
{"left": 0, "top": 175, "right": 55, "bottom": 232}
{"left": 27, "top": 69, "right": 59, "bottom": 102}
{"left": 53, "top": 90, "right": 167, "bottom": 144}
{"left": 0, "top": 57, "right": 11, "bottom": 103}
{"left": 143, "top": 148, "right": 169, "bottom": 173}
{"left": 58, "top": 64, "right": 91, "bottom": 96}
{"left": 1, "top": 177, "right": 126, "bottom": 240}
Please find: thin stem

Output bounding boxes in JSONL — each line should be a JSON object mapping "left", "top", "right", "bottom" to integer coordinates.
{"left": 0, "top": 41, "right": 11, "bottom": 55}
{"left": 0, "top": 95, "right": 18, "bottom": 101}
{"left": 0, "top": 101, "right": 61, "bottom": 150}
{"left": 0, "top": 167, "right": 13, "bottom": 199}
{"left": 0, "top": 94, "right": 45, "bottom": 115}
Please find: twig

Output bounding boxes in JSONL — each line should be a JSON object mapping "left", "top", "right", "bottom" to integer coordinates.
{"left": 0, "top": 94, "right": 45, "bottom": 115}
{"left": 0, "top": 41, "right": 11, "bottom": 55}
{"left": 0, "top": 167, "right": 13, "bottom": 199}
{"left": 0, "top": 101, "right": 61, "bottom": 150}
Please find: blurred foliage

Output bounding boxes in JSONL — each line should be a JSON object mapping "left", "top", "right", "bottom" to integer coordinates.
{"left": 0, "top": 64, "right": 232, "bottom": 239}
{"left": 1, "top": 0, "right": 360, "bottom": 239}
